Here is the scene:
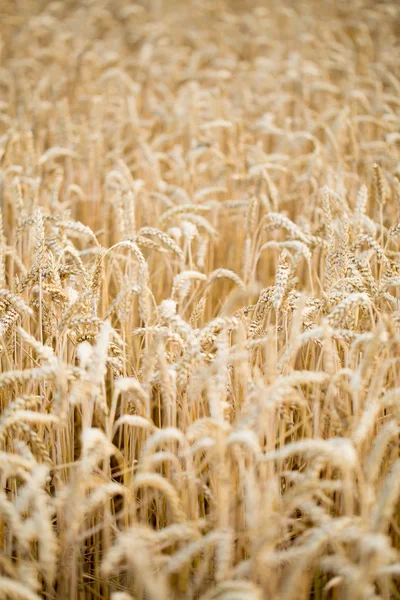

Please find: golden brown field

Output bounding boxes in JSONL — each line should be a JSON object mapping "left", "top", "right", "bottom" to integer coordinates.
{"left": 1, "top": 0, "right": 400, "bottom": 598}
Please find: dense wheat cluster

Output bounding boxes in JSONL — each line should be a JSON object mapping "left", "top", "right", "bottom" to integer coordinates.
{"left": 1, "top": 0, "right": 400, "bottom": 598}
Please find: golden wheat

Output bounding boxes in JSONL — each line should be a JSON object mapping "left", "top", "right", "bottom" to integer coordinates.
{"left": 1, "top": 0, "right": 400, "bottom": 598}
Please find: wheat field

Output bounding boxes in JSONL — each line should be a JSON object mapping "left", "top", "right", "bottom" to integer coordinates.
{"left": 1, "top": 0, "right": 400, "bottom": 598}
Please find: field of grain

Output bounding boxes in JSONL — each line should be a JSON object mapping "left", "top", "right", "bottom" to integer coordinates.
{"left": 1, "top": 0, "right": 400, "bottom": 598}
